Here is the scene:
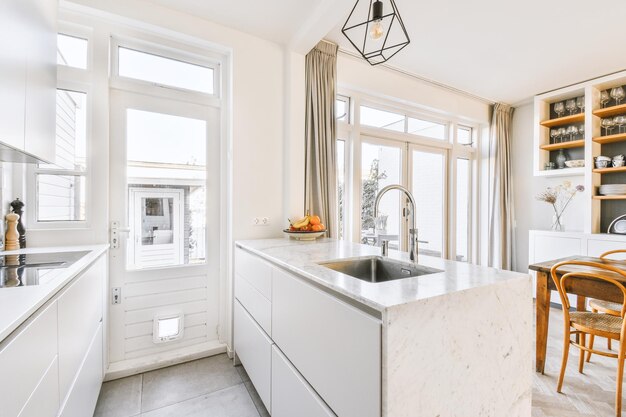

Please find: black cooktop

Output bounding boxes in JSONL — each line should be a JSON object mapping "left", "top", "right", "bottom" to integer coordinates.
{"left": 0, "top": 251, "right": 90, "bottom": 288}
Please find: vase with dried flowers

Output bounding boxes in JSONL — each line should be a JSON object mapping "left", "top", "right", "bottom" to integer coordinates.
{"left": 536, "top": 181, "right": 584, "bottom": 231}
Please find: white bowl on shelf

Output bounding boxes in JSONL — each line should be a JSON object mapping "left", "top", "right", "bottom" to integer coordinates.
{"left": 565, "top": 160, "right": 584, "bottom": 168}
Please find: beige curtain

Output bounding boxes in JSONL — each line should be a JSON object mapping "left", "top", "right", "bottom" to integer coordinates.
{"left": 488, "top": 103, "right": 516, "bottom": 270}
{"left": 304, "top": 40, "right": 338, "bottom": 237}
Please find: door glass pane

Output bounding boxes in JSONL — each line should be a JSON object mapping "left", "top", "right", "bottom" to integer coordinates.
{"left": 118, "top": 47, "right": 214, "bottom": 94}
{"left": 337, "top": 139, "right": 346, "bottom": 240}
{"left": 456, "top": 159, "right": 470, "bottom": 261}
{"left": 361, "top": 142, "right": 402, "bottom": 249}
{"left": 360, "top": 106, "right": 404, "bottom": 132}
{"left": 141, "top": 197, "right": 174, "bottom": 245}
{"left": 126, "top": 109, "right": 206, "bottom": 269}
{"left": 411, "top": 149, "right": 445, "bottom": 257}
{"left": 407, "top": 117, "right": 446, "bottom": 140}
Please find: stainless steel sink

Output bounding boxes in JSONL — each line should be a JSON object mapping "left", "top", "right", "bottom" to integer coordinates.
{"left": 319, "top": 256, "right": 442, "bottom": 283}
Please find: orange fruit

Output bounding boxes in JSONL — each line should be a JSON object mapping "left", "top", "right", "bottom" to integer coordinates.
{"left": 318, "top": 223, "right": 325, "bottom": 231}
{"left": 310, "top": 215, "right": 321, "bottom": 225}
{"left": 311, "top": 224, "right": 323, "bottom": 232}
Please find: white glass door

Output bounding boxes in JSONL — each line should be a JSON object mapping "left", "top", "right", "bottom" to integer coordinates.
{"left": 109, "top": 90, "right": 220, "bottom": 364}
{"left": 409, "top": 145, "right": 447, "bottom": 258}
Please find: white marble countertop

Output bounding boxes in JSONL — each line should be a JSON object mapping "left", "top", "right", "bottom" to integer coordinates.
{"left": 0, "top": 244, "right": 109, "bottom": 342}
{"left": 236, "top": 238, "right": 529, "bottom": 312}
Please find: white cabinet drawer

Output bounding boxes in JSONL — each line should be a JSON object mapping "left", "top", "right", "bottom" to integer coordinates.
{"left": 18, "top": 356, "right": 59, "bottom": 417}
{"left": 59, "top": 323, "right": 103, "bottom": 417}
{"left": 58, "top": 256, "right": 104, "bottom": 401}
{"left": 0, "top": 301, "right": 58, "bottom": 417}
{"left": 235, "top": 274, "right": 271, "bottom": 335}
{"left": 272, "top": 346, "right": 336, "bottom": 417}
{"left": 235, "top": 248, "right": 272, "bottom": 300}
{"left": 273, "top": 270, "right": 381, "bottom": 417}
{"left": 234, "top": 300, "right": 271, "bottom": 412}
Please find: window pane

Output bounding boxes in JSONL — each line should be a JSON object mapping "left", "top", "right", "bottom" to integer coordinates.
{"left": 407, "top": 117, "right": 446, "bottom": 140}
{"left": 411, "top": 150, "right": 445, "bottom": 257}
{"left": 361, "top": 142, "right": 402, "bottom": 249}
{"left": 457, "top": 126, "right": 473, "bottom": 145}
{"left": 126, "top": 109, "right": 207, "bottom": 269}
{"left": 337, "top": 140, "right": 346, "bottom": 239}
{"left": 360, "top": 106, "right": 404, "bottom": 132}
{"left": 118, "top": 47, "right": 214, "bottom": 94}
{"left": 37, "top": 174, "right": 86, "bottom": 221}
{"left": 40, "top": 90, "right": 87, "bottom": 171}
{"left": 57, "top": 34, "right": 88, "bottom": 69}
{"left": 456, "top": 159, "right": 470, "bottom": 262}
{"left": 336, "top": 98, "right": 348, "bottom": 122}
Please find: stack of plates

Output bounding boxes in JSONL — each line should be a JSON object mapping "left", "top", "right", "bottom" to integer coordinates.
{"left": 599, "top": 184, "right": 626, "bottom": 196}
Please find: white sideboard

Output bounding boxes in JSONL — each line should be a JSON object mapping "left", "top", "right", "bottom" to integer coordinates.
{"left": 529, "top": 230, "right": 626, "bottom": 305}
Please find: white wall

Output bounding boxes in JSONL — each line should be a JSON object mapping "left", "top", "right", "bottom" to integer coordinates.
{"left": 511, "top": 103, "right": 586, "bottom": 273}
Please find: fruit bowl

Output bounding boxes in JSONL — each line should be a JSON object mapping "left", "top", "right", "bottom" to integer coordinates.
{"left": 283, "top": 229, "right": 326, "bottom": 241}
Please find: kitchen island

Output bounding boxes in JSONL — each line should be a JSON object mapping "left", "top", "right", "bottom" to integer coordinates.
{"left": 234, "top": 238, "right": 532, "bottom": 417}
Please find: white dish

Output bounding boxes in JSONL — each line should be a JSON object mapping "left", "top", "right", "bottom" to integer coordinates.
{"left": 565, "top": 160, "right": 584, "bottom": 168}
{"left": 283, "top": 229, "right": 326, "bottom": 241}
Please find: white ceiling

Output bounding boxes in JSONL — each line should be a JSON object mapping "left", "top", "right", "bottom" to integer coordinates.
{"left": 146, "top": 0, "right": 626, "bottom": 104}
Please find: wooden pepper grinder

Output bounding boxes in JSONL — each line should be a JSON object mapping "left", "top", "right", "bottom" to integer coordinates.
{"left": 10, "top": 198, "right": 25, "bottom": 248}
{"left": 5, "top": 213, "right": 20, "bottom": 251}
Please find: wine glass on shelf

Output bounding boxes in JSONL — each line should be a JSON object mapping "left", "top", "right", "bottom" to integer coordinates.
{"left": 558, "top": 127, "right": 566, "bottom": 142}
{"left": 611, "top": 87, "right": 625, "bottom": 106}
{"left": 602, "top": 118, "right": 616, "bottom": 135}
{"left": 578, "top": 123, "right": 585, "bottom": 139}
{"left": 550, "top": 129, "right": 559, "bottom": 144}
{"left": 576, "top": 96, "right": 585, "bottom": 114}
{"left": 614, "top": 115, "right": 626, "bottom": 134}
{"left": 554, "top": 102, "right": 565, "bottom": 118}
{"left": 566, "top": 99, "right": 577, "bottom": 115}
{"left": 566, "top": 126, "right": 578, "bottom": 141}
{"left": 601, "top": 90, "right": 610, "bottom": 108}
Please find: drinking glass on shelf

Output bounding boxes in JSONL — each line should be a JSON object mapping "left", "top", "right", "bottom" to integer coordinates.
{"left": 602, "top": 118, "right": 616, "bottom": 135}
{"left": 601, "top": 90, "right": 610, "bottom": 108}
{"left": 558, "top": 127, "right": 566, "bottom": 142}
{"left": 550, "top": 129, "right": 559, "bottom": 144}
{"left": 611, "top": 87, "right": 625, "bottom": 106}
{"left": 566, "top": 99, "right": 577, "bottom": 115}
{"left": 615, "top": 115, "right": 626, "bottom": 134}
{"left": 578, "top": 124, "right": 585, "bottom": 139}
{"left": 554, "top": 102, "right": 565, "bottom": 118}
{"left": 566, "top": 125, "right": 578, "bottom": 141}
{"left": 576, "top": 96, "right": 585, "bottom": 114}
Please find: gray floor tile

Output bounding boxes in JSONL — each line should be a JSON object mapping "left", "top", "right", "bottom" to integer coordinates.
{"left": 140, "top": 384, "right": 259, "bottom": 417}
{"left": 235, "top": 365, "right": 250, "bottom": 382}
{"left": 141, "top": 354, "right": 241, "bottom": 412}
{"left": 243, "top": 380, "right": 270, "bottom": 417}
{"left": 94, "top": 374, "right": 142, "bottom": 417}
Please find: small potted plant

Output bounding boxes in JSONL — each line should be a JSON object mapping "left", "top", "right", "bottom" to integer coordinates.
{"left": 536, "top": 181, "right": 584, "bottom": 231}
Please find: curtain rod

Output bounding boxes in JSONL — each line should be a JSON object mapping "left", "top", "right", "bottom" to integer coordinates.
{"left": 337, "top": 48, "right": 496, "bottom": 106}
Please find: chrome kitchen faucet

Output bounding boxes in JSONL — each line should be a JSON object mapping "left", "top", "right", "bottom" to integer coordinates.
{"left": 374, "top": 185, "right": 419, "bottom": 262}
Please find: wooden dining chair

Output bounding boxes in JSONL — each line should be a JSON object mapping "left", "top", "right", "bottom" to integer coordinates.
{"left": 587, "top": 249, "right": 626, "bottom": 361}
{"left": 551, "top": 260, "right": 626, "bottom": 417}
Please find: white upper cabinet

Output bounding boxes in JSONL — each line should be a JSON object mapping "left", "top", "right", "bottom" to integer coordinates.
{"left": 0, "top": 0, "right": 56, "bottom": 162}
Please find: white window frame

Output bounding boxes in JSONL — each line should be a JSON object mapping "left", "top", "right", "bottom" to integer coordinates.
{"left": 110, "top": 36, "right": 221, "bottom": 105}
{"left": 340, "top": 90, "right": 482, "bottom": 263}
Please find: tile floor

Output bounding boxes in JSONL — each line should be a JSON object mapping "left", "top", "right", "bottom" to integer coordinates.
{"left": 94, "top": 354, "right": 269, "bottom": 417}
{"left": 95, "top": 307, "right": 623, "bottom": 417}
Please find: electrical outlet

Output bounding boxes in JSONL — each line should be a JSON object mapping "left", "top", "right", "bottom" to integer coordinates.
{"left": 252, "top": 217, "right": 260, "bottom": 225}
{"left": 261, "top": 217, "right": 270, "bottom": 225}
{"left": 112, "top": 287, "right": 121, "bottom": 305}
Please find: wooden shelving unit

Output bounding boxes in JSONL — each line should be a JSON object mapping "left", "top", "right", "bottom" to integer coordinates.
{"left": 593, "top": 103, "right": 626, "bottom": 118}
{"left": 593, "top": 132, "right": 626, "bottom": 144}
{"left": 593, "top": 195, "right": 626, "bottom": 200}
{"left": 540, "top": 113, "right": 584, "bottom": 128}
{"left": 592, "top": 166, "right": 626, "bottom": 174}
{"left": 539, "top": 139, "right": 584, "bottom": 151}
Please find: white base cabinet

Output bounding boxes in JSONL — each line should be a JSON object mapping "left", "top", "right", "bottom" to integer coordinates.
{"left": 0, "top": 253, "right": 107, "bottom": 417}
{"left": 271, "top": 346, "right": 336, "bottom": 417}
{"left": 234, "top": 247, "right": 381, "bottom": 417}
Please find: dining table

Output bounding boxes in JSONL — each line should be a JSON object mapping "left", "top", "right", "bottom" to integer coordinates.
{"left": 529, "top": 255, "right": 626, "bottom": 373}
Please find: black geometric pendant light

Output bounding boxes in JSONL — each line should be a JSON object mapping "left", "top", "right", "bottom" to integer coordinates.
{"left": 342, "top": 0, "right": 410, "bottom": 66}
